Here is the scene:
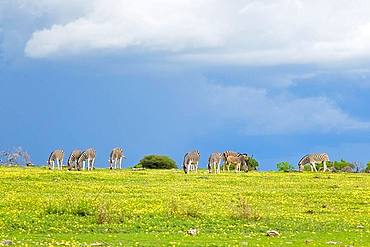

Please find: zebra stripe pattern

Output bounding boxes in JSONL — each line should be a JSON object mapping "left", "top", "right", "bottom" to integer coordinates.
{"left": 183, "top": 150, "right": 200, "bottom": 174}
{"left": 77, "top": 148, "right": 96, "bottom": 171}
{"left": 48, "top": 149, "right": 64, "bottom": 170}
{"left": 67, "top": 149, "right": 82, "bottom": 171}
{"left": 109, "top": 147, "right": 125, "bottom": 169}
{"left": 298, "top": 153, "right": 330, "bottom": 172}
{"left": 208, "top": 152, "right": 223, "bottom": 174}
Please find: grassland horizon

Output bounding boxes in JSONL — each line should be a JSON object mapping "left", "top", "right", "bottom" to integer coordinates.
{"left": 0, "top": 166, "right": 369, "bottom": 246}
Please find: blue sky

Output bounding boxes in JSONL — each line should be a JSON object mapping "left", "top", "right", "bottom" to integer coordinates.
{"left": 1, "top": 1, "right": 370, "bottom": 169}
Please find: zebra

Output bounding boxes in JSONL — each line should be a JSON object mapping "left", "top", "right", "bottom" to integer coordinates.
{"left": 67, "top": 149, "right": 82, "bottom": 171}
{"left": 223, "top": 151, "right": 249, "bottom": 172}
{"left": 47, "top": 149, "right": 64, "bottom": 170}
{"left": 208, "top": 152, "right": 223, "bottom": 174}
{"left": 109, "top": 147, "right": 125, "bottom": 169}
{"left": 183, "top": 150, "right": 200, "bottom": 174}
{"left": 298, "top": 153, "right": 330, "bottom": 172}
{"left": 222, "top": 151, "right": 238, "bottom": 172}
{"left": 77, "top": 148, "right": 96, "bottom": 171}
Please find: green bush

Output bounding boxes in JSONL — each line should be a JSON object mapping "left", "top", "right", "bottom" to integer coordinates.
{"left": 365, "top": 162, "right": 370, "bottom": 173}
{"left": 247, "top": 157, "right": 259, "bottom": 171}
{"left": 327, "top": 159, "right": 355, "bottom": 171}
{"left": 135, "top": 155, "right": 177, "bottom": 169}
{"left": 276, "top": 162, "right": 295, "bottom": 172}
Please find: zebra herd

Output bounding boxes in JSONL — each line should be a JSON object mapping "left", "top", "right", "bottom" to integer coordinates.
{"left": 183, "top": 150, "right": 250, "bottom": 174}
{"left": 47, "top": 148, "right": 331, "bottom": 173}
{"left": 183, "top": 151, "right": 330, "bottom": 173}
{"left": 47, "top": 148, "right": 125, "bottom": 171}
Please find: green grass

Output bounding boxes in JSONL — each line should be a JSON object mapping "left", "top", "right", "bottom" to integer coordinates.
{"left": 0, "top": 167, "right": 369, "bottom": 246}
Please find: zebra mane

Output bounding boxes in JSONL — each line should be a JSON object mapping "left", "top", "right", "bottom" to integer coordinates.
{"left": 298, "top": 154, "right": 309, "bottom": 165}
{"left": 47, "top": 151, "right": 54, "bottom": 162}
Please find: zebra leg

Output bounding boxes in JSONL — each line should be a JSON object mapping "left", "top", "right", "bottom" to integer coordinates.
{"left": 217, "top": 161, "right": 220, "bottom": 174}
{"left": 60, "top": 159, "right": 63, "bottom": 170}
{"left": 312, "top": 163, "right": 318, "bottom": 172}
{"left": 323, "top": 161, "right": 327, "bottom": 172}
{"left": 52, "top": 160, "right": 55, "bottom": 170}
{"left": 195, "top": 162, "right": 198, "bottom": 173}
{"left": 83, "top": 160, "right": 86, "bottom": 170}
{"left": 92, "top": 158, "right": 95, "bottom": 170}
{"left": 119, "top": 157, "right": 122, "bottom": 169}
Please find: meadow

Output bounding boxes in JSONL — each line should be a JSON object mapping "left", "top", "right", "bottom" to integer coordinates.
{"left": 0, "top": 167, "right": 369, "bottom": 246}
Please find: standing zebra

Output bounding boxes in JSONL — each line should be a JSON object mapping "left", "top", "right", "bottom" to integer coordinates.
{"left": 77, "top": 148, "right": 96, "bottom": 171}
{"left": 183, "top": 150, "right": 200, "bottom": 174}
{"left": 109, "top": 147, "right": 125, "bottom": 169}
{"left": 298, "top": 153, "right": 330, "bottom": 172}
{"left": 67, "top": 149, "right": 82, "bottom": 171}
{"left": 223, "top": 151, "right": 249, "bottom": 172}
{"left": 47, "top": 149, "right": 64, "bottom": 170}
{"left": 208, "top": 152, "right": 223, "bottom": 174}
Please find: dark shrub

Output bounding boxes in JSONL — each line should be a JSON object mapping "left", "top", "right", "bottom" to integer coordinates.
{"left": 135, "top": 155, "right": 177, "bottom": 169}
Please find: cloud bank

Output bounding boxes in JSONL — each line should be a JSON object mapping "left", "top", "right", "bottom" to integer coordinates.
{"left": 23, "top": 0, "right": 370, "bottom": 64}
{"left": 206, "top": 84, "right": 370, "bottom": 134}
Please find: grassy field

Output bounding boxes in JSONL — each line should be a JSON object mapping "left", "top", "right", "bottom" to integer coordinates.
{"left": 0, "top": 167, "right": 369, "bottom": 246}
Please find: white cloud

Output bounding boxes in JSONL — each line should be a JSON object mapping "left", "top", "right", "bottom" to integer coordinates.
{"left": 205, "top": 84, "right": 370, "bottom": 134}
{"left": 22, "top": 0, "right": 370, "bottom": 64}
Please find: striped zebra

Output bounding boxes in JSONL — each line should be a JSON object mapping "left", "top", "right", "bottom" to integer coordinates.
{"left": 183, "top": 150, "right": 200, "bottom": 174}
{"left": 109, "top": 147, "right": 125, "bottom": 169}
{"left": 223, "top": 151, "right": 249, "bottom": 172}
{"left": 47, "top": 149, "right": 64, "bottom": 170}
{"left": 67, "top": 149, "right": 82, "bottom": 171}
{"left": 77, "top": 148, "right": 96, "bottom": 171}
{"left": 298, "top": 153, "right": 330, "bottom": 172}
{"left": 208, "top": 152, "right": 223, "bottom": 174}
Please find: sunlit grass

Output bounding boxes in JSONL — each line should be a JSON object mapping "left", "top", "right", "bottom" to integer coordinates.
{"left": 0, "top": 167, "right": 369, "bottom": 246}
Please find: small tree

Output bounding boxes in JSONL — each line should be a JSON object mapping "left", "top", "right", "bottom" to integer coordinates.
{"left": 365, "top": 162, "right": 370, "bottom": 173}
{"left": 276, "top": 161, "right": 295, "bottom": 172}
{"left": 328, "top": 159, "right": 355, "bottom": 171}
{"left": 246, "top": 157, "right": 259, "bottom": 171}
{"left": 135, "top": 155, "right": 177, "bottom": 169}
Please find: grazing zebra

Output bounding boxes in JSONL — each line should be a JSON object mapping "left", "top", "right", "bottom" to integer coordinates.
{"left": 183, "top": 150, "right": 200, "bottom": 174}
{"left": 208, "top": 152, "right": 223, "bottom": 174}
{"left": 109, "top": 147, "right": 125, "bottom": 169}
{"left": 298, "top": 153, "right": 330, "bottom": 172}
{"left": 67, "top": 149, "right": 82, "bottom": 171}
{"left": 77, "top": 148, "right": 96, "bottom": 171}
{"left": 47, "top": 149, "right": 64, "bottom": 170}
{"left": 223, "top": 151, "right": 249, "bottom": 172}
{"left": 222, "top": 151, "right": 238, "bottom": 172}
